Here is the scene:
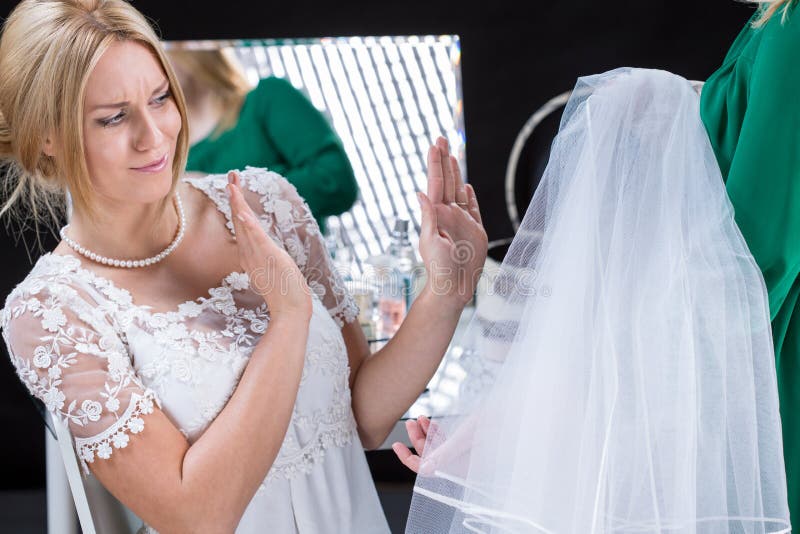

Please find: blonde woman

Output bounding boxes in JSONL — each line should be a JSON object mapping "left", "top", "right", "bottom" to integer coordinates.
{"left": 167, "top": 48, "right": 358, "bottom": 234}
{"left": 0, "top": 1, "right": 488, "bottom": 533}
{"left": 700, "top": 0, "right": 800, "bottom": 522}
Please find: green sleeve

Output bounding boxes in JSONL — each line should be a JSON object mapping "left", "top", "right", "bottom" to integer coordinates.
{"left": 254, "top": 77, "right": 358, "bottom": 218}
{"left": 719, "top": 13, "right": 800, "bottom": 318}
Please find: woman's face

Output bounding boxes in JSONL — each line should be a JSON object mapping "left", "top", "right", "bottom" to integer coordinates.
{"left": 82, "top": 40, "right": 181, "bottom": 205}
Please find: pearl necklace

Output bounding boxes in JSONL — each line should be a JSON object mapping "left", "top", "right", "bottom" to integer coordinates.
{"left": 59, "top": 192, "right": 186, "bottom": 268}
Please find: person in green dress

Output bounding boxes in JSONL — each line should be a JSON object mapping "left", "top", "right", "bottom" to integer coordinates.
{"left": 700, "top": 0, "right": 800, "bottom": 521}
{"left": 169, "top": 49, "right": 358, "bottom": 234}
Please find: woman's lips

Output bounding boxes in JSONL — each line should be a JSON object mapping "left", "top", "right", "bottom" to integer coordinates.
{"left": 132, "top": 154, "right": 167, "bottom": 172}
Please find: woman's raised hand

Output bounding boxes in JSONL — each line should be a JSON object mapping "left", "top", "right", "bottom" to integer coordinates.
{"left": 417, "top": 137, "right": 488, "bottom": 307}
{"left": 392, "top": 415, "right": 432, "bottom": 474}
{"left": 226, "top": 171, "right": 312, "bottom": 319}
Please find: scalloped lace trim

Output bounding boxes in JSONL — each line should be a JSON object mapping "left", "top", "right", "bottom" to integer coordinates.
{"left": 258, "top": 420, "right": 357, "bottom": 494}
{"left": 74, "top": 390, "right": 160, "bottom": 474}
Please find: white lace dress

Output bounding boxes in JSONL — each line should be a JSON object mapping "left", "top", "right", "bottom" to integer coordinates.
{"left": 0, "top": 167, "right": 391, "bottom": 533}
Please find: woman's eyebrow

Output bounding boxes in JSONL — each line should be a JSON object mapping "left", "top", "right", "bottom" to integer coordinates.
{"left": 89, "top": 79, "right": 169, "bottom": 111}
{"left": 151, "top": 79, "right": 169, "bottom": 94}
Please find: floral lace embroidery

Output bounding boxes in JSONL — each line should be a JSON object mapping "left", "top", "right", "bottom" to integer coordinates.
{"left": 256, "top": 422, "right": 357, "bottom": 495}
{"left": 184, "top": 166, "right": 359, "bottom": 327}
{"left": 19, "top": 255, "right": 355, "bottom": 481}
{"left": 131, "top": 272, "right": 267, "bottom": 392}
{"left": 2, "top": 167, "right": 361, "bottom": 485}
{"left": 0, "top": 268, "right": 160, "bottom": 474}
{"left": 300, "top": 322, "right": 349, "bottom": 385}
{"left": 74, "top": 391, "right": 159, "bottom": 473}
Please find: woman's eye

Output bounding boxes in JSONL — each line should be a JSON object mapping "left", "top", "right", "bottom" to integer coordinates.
{"left": 153, "top": 90, "right": 171, "bottom": 105}
{"left": 99, "top": 111, "right": 125, "bottom": 127}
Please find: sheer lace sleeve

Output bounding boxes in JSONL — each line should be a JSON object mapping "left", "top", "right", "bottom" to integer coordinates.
{"left": 238, "top": 166, "right": 359, "bottom": 327}
{"left": 1, "top": 277, "right": 158, "bottom": 471}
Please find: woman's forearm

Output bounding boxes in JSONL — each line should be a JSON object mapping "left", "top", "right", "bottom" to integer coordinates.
{"left": 351, "top": 288, "right": 463, "bottom": 449}
{"left": 179, "top": 314, "right": 309, "bottom": 528}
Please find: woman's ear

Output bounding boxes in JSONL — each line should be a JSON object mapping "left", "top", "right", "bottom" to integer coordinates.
{"left": 42, "top": 135, "right": 56, "bottom": 158}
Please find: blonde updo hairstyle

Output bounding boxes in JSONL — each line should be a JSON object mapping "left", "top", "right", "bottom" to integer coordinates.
{"left": 0, "top": 0, "right": 189, "bottom": 241}
{"left": 752, "top": 0, "right": 796, "bottom": 26}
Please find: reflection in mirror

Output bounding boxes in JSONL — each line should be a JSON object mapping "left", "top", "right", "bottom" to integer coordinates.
{"left": 165, "top": 36, "right": 464, "bottom": 274}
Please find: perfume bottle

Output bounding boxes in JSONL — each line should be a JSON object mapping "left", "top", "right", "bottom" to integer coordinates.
{"left": 387, "top": 219, "right": 420, "bottom": 312}
{"left": 388, "top": 220, "right": 415, "bottom": 271}
{"left": 347, "top": 278, "right": 377, "bottom": 340}
{"left": 369, "top": 255, "right": 406, "bottom": 338}
{"left": 325, "top": 224, "right": 354, "bottom": 282}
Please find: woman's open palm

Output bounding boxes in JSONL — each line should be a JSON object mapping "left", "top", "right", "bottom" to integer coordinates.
{"left": 417, "top": 137, "right": 488, "bottom": 306}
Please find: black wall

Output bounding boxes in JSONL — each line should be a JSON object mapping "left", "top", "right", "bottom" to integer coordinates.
{"left": 0, "top": 0, "right": 755, "bottom": 488}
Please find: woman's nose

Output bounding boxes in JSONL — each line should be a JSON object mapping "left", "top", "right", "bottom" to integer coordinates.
{"left": 133, "top": 109, "right": 165, "bottom": 151}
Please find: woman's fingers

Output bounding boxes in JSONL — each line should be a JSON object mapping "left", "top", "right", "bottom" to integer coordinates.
{"left": 419, "top": 415, "right": 431, "bottom": 434}
{"left": 406, "top": 419, "right": 427, "bottom": 454}
{"left": 392, "top": 416, "right": 437, "bottom": 475}
{"left": 438, "top": 137, "right": 456, "bottom": 204}
{"left": 227, "top": 174, "right": 253, "bottom": 247}
{"left": 227, "top": 171, "right": 272, "bottom": 265}
{"left": 451, "top": 155, "right": 468, "bottom": 208}
{"left": 427, "top": 145, "right": 444, "bottom": 204}
{"left": 224, "top": 171, "right": 312, "bottom": 315}
{"left": 228, "top": 171, "right": 260, "bottom": 227}
{"left": 392, "top": 442, "right": 421, "bottom": 473}
{"left": 417, "top": 192, "right": 438, "bottom": 242}
{"left": 428, "top": 136, "right": 462, "bottom": 206}
{"left": 227, "top": 172, "right": 246, "bottom": 239}
{"left": 465, "top": 184, "right": 482, "bottom": 225}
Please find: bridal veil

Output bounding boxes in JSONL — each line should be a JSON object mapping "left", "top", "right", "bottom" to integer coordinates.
{"left": 406, "top": 68, "right": 791, "bottom": 534}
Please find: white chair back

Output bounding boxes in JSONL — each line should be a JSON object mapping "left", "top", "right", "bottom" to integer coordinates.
{"left": 46, "top": 412, "right": 143, "bottom": 534}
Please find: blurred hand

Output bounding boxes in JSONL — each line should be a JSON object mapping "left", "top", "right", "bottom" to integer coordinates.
{"left": 418, "top": 137, "right": 488, "bottom": 307}
{"left": 227, "top": 171, "right": 312, "bottom": 319}
{"left": 392, "top": 415, "right": 432, "bottom": 474}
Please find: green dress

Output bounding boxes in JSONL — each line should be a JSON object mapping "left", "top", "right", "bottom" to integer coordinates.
{"left": 700, "top": 5, "right": 800, "bottom": 521}
{"left": 186, "top": 77, "right": 358, "bottom": 233}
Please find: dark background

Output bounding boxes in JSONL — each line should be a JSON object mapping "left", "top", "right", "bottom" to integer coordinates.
{"left": 0, "top": 0, "right": 755, "bottom": 490}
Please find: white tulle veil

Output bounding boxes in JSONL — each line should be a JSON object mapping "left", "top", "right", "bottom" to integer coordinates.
{"left": 406, "top": 68, "right": 790, "bottom": 533}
